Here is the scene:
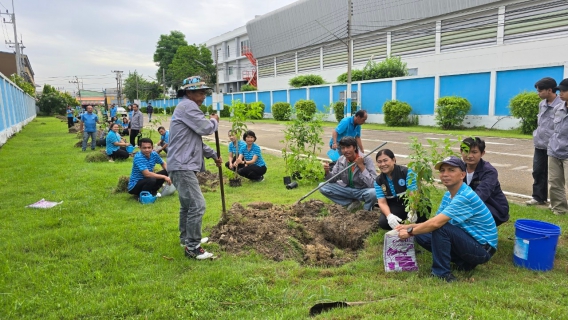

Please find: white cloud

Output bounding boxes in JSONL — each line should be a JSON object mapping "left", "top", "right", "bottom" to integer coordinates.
{"left": 4, "top": 0, "right": 297, "bottom": 91}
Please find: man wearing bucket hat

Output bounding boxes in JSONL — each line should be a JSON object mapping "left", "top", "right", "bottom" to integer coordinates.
{"left": 396, "top": 156, "right": 498, "bottom": 282}
{"left": 168, "top": 76, "right": 222, "bottom": 260}
{"left": 548, "top": 78, "right": 568, "bottom": 215}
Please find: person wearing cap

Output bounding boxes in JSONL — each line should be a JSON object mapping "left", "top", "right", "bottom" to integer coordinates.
{"left": 329, "top": 110, "right": 368, "bottom": 155}
{"left": 374, "top": 149, "right": 430, "bottom": 230}
{"left": 396, "top": 156, "right": 498, "bottom": 283}
{"left": 460, "top": 137, "right": 509, "bottom": 226}
{"left": 548, "top": 78, "right": 568, "bottom": 215}
{"left": 320, "top": 136, "right": 377, "bottom": 211}
{"left": 147, "top": 102, "right": 154, "bottom": 122}
{"left": 168, "top": 76, "right": 222, "bottom": 260}
{"left": 526, "top": 78, "right": 563, "bottom": 206}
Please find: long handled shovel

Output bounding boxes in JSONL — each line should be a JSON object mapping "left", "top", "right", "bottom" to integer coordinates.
{"left": 295, "top": 141, "right": 387, "bottom": 205}
{"left": 214, "top": 130, "right": 227, "bottom": 220}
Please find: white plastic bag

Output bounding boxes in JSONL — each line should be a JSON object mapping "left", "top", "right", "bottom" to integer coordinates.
{"left": 161, "top": 183, "right": 176, "bottom": 196}
{"left": 383, "top": 230, "right": 418, "bottom": 272}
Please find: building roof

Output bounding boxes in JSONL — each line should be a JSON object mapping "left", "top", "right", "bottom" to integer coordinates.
{"left": 77, "top": 90, "right": 104, "bottom": 98}
{"left": 246, "top": 0, "right": 503, "bottom": 58}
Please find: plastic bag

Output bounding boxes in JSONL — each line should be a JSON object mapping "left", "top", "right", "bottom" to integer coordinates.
{"left": 383, "top": 230, "right": 418, "bottom": 272}
{"left": 161, "top": 183, "right": 176, "bottom": 197}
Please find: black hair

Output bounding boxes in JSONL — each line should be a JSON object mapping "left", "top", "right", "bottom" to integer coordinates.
{"left": 109, "top": 123, "right": 119, "bottom": 130}
{"left": 376, "top": 149, "right": 395, "bottom": 161}
{"left": 355, "top": 110, "right": 367, "bottom": 118}
{"left": 139, "top": 137, "right": 153, "bottom": 146}
{"left": 243, "top": 130, "right": 257, "bottom": 141}
{"left": 461, "top": 137, "right": 486, "bottom": 153}
{"left": 338, "top": 136, "right": 358, "bottom": 152}
{"left": 534, "top": 77, "right": 557, "bottom": 91}
{"left": 158, "top": 126, "right": 165, "bottom": 131}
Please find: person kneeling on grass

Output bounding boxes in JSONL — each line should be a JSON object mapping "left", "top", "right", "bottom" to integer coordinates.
{"left": 396, "top": 156, "right": 497, "bottom": 283}
{"left": 234, "top": 130, "right": 267, "bottom": 182}
{"left": 319, "top": 136, "right": 377, "bottom": 211}
{"left": 375, "top": 149, "right": 430, "bottom": 230}
{"left": 128, "top": 137, "right": 171, "bottom": 198}
{"left": 225, "top": 130, "right": 246, "bottom": 172}
{"left": 106, "top": 123, "right": 130, "bottom": 162}
{"left": 156, "top": 126, "right": 169, "bottom": 154}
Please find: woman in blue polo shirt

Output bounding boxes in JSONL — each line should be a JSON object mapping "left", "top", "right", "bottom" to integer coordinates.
{"left": 106, "top": 123, "right": 130, "bottom": 161}
{"left": 225, "top": 130, "right": 246, "bottom": 171}
{"left": 374, "top": 149, "right": 430, "bottom": 230}
{"left": 234, "top": 130, "right": 267, "bottom": 182}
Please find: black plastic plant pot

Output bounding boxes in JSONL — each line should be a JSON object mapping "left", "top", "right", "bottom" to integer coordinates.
{"left": 286, "top": 181, "right": 298, "bottom": 190}
{"left": 283, "top": 176, "right": 292, "bottom": 185}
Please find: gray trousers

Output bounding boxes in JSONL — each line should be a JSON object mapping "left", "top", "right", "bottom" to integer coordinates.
{"left": 548, "top": 156, "right": 568, "bottom": 214}
{"left": 170, "top": 170, "right": 206, "bottom": 248}
{"left": 82, "top": 131, "right": 96, "bottom": 150}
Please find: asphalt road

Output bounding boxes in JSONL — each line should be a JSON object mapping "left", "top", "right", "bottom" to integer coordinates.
{"left": 146, "top": 115, "right": 537, "bottom": 199}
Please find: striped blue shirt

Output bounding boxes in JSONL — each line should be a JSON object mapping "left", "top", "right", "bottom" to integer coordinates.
{"left": 437, "top": 183, "right": 498, "bottom": 248}
{"left": 375, "top": 167, "right": 417, "bottom": 199}
{"left": 128, "top": 151, "right": 164, "bottom": 190}
{"left": 238, "top": 143, "right": 266, "bottom": 167}
{"left": 228, "top": 140, "right": 246, "bottom": 156}
{"left": 105, "top": 131, "right": 121, "bottom": 155}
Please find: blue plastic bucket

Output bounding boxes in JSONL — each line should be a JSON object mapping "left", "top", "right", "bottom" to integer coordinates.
{"left": 513, "top": 219, "right": 561, "bottom": 271}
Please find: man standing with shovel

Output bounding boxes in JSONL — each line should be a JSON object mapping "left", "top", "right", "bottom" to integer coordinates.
{"left": 168, "top": 76, "right": 222, "bottom": 260}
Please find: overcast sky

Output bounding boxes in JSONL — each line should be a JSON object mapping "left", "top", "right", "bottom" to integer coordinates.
{"left": 1, "top": 0, "right": 297, "bottom": 92}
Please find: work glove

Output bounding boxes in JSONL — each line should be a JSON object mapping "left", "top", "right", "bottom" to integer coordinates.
{"left": 387, "top": 214, "right": 402, "bottom": 230}
{"left": 408, "top": 210, "right": 418, "bottom": 223}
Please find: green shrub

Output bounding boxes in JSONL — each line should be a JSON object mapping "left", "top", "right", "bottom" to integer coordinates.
{"left": 509, "top": 92, "right": 541, "bottom": 134}
{"left": 272, "top": 102, "right": 292, "bottom": 121}
{"left": 246, "top": 102, "right": 265, "bottom": 119}
{"left": 435, "top": 96, "right": 472, "bottom": 129}
{"left": 289, "top": 74, "right": 325, "bottom": 88}
{"left": 140, "top": 107, "right": 147, "bottom": 113}
{"left": 333, "top": 101, "right": 358, "bottom": 122}
{"left": 294, "top": 99, "right": 317, "bottom": 121}
{"left": 337, "top": 56, "right": 408, "bottom": 82}
{"left": 383, "top": 100, "right": 413, "bottom": 126}
{"left": 165, "top": 106, "right": 176, "bottom": 115}
{"left": 241, "top": 84, "right": 257, "bottom": 91}
{"left": 220, "top": 104, "right": 231, "bottom": 118}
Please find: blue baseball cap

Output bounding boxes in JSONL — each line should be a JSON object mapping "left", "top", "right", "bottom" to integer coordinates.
{"left": 434, "top": 156, "right": 466, "bottom": 171}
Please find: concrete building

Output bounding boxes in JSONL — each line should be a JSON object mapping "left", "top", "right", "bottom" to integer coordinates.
{"left": 0, "top": 51, "right": 35, "bottom": 85}
{"left": 236, "top": 0, "right": 568, "bottom": 128}
{"left": 205, "top": 25, "right": 256, "bottom": 93}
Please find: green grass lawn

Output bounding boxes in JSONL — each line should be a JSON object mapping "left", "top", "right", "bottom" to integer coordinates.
{"left": 0, "top": 117, "right": 566, "bottom": 319}
{"left": 252, "top": 118, "right": 532, "bottom": 140}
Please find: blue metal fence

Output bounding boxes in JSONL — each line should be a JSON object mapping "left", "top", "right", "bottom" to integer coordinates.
{"left": 0, "top": 74, "right": 37, "bottom": 146}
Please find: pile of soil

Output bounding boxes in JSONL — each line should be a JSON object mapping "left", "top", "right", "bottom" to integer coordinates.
{"left": 114, "top": 175, "right": 130, "bottom": 193}
{"left": 85, "top": 152, "right": 108, "bottom": 163}
{"left": 209, "top": 200, "right": 380, "bottom": 266}
{"left": 196, "top": 170, "right": 223, "bottom": 192}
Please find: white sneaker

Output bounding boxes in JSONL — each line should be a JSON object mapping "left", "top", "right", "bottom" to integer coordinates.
{"left": 156, "top": 192, "right": 162, "bottom": 198}
{"left": 180, "top": 238, "right": 209, "bottom": 247}
{"left": 185, "top": 245, "right": 214, "bottom": 260}
{"left": 525, "top": 199, "right": 545, "bottom": 206}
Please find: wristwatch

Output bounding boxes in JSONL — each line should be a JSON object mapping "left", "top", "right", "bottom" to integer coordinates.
{"left": 406, "top": 227, "right": 414, "bottom": 236}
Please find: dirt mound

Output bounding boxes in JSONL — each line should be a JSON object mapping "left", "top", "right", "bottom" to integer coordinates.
{"left": 196, "top": 170, "right": 223, "bottom": 192}
{"left": 209, "top": 200, "right": 379, "bottom": 266}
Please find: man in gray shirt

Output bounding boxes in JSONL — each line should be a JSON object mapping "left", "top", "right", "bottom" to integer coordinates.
{"left": 527, "top": 77, "right": 562, "bottom": 206}
{"left": 129, "top": 103, "right": 144, "bottom": 146}
{"left": 168, "top": 76, "right": 222, "bottom": 260}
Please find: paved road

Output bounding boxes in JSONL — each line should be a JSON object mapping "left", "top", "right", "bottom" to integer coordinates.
{"left": 146, "top": 115, "right": 536, "bottom": 199}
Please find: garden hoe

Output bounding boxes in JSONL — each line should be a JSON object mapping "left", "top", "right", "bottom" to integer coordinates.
{"left": 295, "top": 141, "right": 387, "bottom": 205}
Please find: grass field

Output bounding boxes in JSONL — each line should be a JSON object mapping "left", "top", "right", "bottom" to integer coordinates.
{"left": 0, "top": 117, "right": 566, "bottom": 319}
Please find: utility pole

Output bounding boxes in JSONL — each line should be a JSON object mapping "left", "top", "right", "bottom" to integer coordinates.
{"left": 112, "top": 70, "right": 123, "bottom": 107}
{"left": 69, "top": 76, "right": 83, "bottom": 106}
{"left": 346, "top": 0, "right": 353, "bottom": 117}
{"left": 1, "top": 1, "right": 23, "bottom": 77}
{"left": 135, "top": 70, "right": 139, "bottom": 100}
{"left": 162, "top": 68, "right": 166, "bottom": 106}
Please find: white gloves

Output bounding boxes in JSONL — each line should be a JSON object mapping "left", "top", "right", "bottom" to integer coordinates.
{"left": 408, "top": 210, "right": 418, "bottom": 223}
{"left": 387, "top": 214, "right": 402, "bottom": 229}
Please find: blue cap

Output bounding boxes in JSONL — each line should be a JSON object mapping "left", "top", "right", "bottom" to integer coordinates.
{"left": 434, "top": 156, "right": 466, "bottom": 171}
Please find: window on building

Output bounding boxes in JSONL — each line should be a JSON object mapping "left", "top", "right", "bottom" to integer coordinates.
{"left": 216, "top": 48, "right": 221, "bottom": 61}
{"left": 407, "top": 68, "right": 418, "bottom": 76}
{"left": 228, "top": 67, "right": 233, "bottom": 75}
{"left": 240, "top": 40, "right": 250, "bottom": 55}
{"left": 227, "top": 45, "right": 230, "bottom": 58}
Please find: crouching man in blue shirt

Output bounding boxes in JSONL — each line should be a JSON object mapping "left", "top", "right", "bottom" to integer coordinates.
{"left": 396, "top": 156, "right": 498, "bottom": 282}
{"left": 128, "top": 137, "right": 171, "bottom": 198}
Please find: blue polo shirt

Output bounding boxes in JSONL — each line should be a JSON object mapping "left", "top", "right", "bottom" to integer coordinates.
{"left": 228, "top": 140, "right": 246, "bottom": 155}
{"left": 105, "top": 131, "right": 121, "bottom": 155}
{"left": 128, "top": 110, "right": 133, "bottom": 120}
{"left": 66, "top": 109, "right": 74, "bottom": 118}
{"left": 238, "top": 143, "right": 266, "bottom": 167}
{"left": 375, "top": 168, "right": 417, "bottom": 199}
{"left": 437, "top": 183, "right": 498, "bottom": 249}
{"left": 81, "top": 113, "right": 98, "bottom": 133}
{"left": 110, "top": 106, "right": 118, "bottom": 117}
{"left": 160, "top": 130, "right": 170, "bottom": 144}
{"left": 329, "top": 116, "right": 361, "bottom": 147}
{"left": 128, "top": 151, "right": 164, "bottom": 190}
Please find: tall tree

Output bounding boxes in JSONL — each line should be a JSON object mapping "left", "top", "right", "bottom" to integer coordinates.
{"left": 123, "top": 71, "right": 163, "bottom": 102}
{"left": 168, "top": 44, "right": 215, "bottom": 90}
{"left": 10, "top": 74, "right": 35, "bottom": 97}
{"left": 153, "top": 31, "right": 188, "bottom": 88}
